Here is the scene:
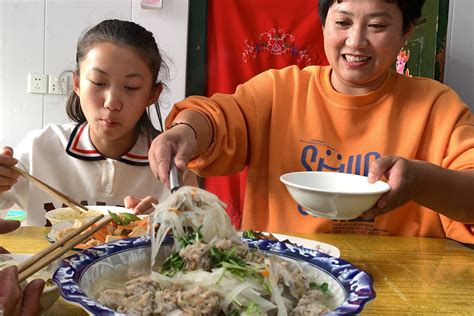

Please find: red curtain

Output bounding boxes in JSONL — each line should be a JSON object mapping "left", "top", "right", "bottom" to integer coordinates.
{"left": 204, "top": 0, "right": 328, "bottom": 228}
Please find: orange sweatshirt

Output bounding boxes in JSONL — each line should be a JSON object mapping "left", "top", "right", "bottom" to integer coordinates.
{"left": 167, "top": 65, "right": 474, "bottom": 244}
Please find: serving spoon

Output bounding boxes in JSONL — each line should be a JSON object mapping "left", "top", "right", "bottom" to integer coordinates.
{"left": 169, "top": 163, "right": 181, "bottom": 193}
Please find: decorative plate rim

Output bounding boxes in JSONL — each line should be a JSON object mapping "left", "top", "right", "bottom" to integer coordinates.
{"left": 53, "top": 236, "right": 375, "bottom": 315}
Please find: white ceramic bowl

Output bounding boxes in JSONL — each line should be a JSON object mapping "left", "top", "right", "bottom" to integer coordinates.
{"left": 280, "top": 171, "right": 390, "bottom": 220}
{"left": 45, "top": 205, "right": 132, "bottom": 225}
{"left": 39, "top": 281, "right": 60, "bottom": 314}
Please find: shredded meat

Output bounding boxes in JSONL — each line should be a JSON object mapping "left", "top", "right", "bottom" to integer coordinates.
{"left": 210, "top": 239, "right": 249, "bottom": 259}
{"left": 97, "top": 276, "right": 222, "bottom": 315}
{"left": 179, "top": 242, "right": 211, "bottom": 271}
{"left": 177, "top": 285, "right": 222, "bottom": 315}
{"left": 290, "top": 290, "right": 331, "bottom": 316}
{"left": 268, "top": 256, "right": 307, "bottom": 299}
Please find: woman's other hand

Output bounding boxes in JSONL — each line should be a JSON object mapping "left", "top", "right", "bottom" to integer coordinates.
{"left": 362, "top": 155, "right": 415, "bottom": 219}
{"left": 124, "top": 195, "right": 158, "bottom": 214}
{"left": 0, "top": 266, "right": 45, "bottom": 316}
{"left": 0, "top": 147, "right": 19, "bottom": 193}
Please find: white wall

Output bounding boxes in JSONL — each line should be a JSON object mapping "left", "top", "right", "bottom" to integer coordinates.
{"left": 0, "top": 0, "right": 188, "bottom": 147}
{"left": 445, "top": 0, "right": 474, "bottom": 111}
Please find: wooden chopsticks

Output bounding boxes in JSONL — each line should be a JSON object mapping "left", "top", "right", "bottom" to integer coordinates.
{"left": 9, "top": 165, "right": 88, "bottom": 214}
{"left": 17, "top": 214, "right": 113, "bottom": 282}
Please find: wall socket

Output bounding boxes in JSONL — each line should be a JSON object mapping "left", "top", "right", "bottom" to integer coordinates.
{"left": 27, "top": 73, "right": 48, "bottom": 94}
{"left": 48, "top": 75, "right": 68, "bottom": 95}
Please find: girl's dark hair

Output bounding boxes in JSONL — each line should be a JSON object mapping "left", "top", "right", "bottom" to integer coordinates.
{"left": 318, "top": 0, "right": 425, "bottom": 34}
{"left": 66, "top": 19, "right": 169, "bottom": 137}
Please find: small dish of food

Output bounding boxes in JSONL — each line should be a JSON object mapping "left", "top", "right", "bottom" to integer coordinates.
{"left": 48, "top": 210, "right": 148, "bottom": 249}
{"left": 0, "top": 253, "right": 60, "bottom": 313}
{"left": 45, "top": 205, "right": 138, "bottom": 225}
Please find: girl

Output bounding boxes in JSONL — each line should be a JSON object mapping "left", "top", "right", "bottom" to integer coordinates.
{"left": 0, "top": 19, "right": 196, "bottom": 226}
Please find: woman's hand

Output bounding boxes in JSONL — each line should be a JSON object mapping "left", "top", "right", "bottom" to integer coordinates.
{"left": 0, "top": 147, "right": 19, "bottom": 193}
{"left": 364, "top": 155, "right": 474, "bottom": 222}
{"left": 362, "top": 156, "right": 416, "bottom": 219}
{"left": 124, "top": 195, "right": 158, "bottom": 214}
{"left": 148, "top": 124, "right": 197, "bottom": 188}
{"left": 0, "top": 265, "right": 45, "bottom": 316}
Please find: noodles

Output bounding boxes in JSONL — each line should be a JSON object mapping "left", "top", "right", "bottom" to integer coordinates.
{"left": 148, "top": 186, "right": 238, "bottom": 267}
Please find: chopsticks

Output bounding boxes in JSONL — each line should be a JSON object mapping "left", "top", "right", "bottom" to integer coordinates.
{"left": 9, "top": 165, "right": 88, "bottom": 214}
{"left": 17, "top": 214, "right": 113, "bottom": 283}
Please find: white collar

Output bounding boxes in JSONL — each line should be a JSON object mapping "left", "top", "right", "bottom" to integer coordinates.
{"left": 66, "top": 123, "right": 150, "bottom": 166}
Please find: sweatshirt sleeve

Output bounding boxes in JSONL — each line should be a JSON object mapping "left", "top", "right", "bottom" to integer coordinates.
{"left": 166, "top": 69, "right": 277, "bottom": 176}
{"left": 437, "top": 91, "right": 474, "bottom": 244}
{"left": 441, "top": 106, "right": 474, "bottom": 171}
{"left": 440, "top": 215, "right": 474, "bottom": 244}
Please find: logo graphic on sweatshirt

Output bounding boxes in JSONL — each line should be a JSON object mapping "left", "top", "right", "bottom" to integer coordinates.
{"left": 300, "top": 143, "right": 380, "bottom": 175}
{"left": 296, "top": 141, "right": 381, "bottom": 223}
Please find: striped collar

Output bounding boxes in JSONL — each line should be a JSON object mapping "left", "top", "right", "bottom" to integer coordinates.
{"left": 66, "top": 123, "right": 150, "bottom": 166}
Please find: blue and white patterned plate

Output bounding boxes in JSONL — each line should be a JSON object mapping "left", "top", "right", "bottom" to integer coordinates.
{"left": 53, "top": 236, "right": 375, "bottom": 315}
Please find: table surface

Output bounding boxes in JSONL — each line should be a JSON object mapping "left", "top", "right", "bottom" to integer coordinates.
{"left": 1, "top": 227, "right": 473, "bottom": 315}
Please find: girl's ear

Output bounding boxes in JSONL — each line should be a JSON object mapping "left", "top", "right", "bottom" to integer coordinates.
{"left": 72, "top": 72, "right": 80, "bottom": 96}
{"left": 148, "top": 82, "right": 163, "bottom": 106}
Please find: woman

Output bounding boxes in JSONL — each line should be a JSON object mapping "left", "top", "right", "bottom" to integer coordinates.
{"left": 148, "top": 0, "right": 474, "bottom": 244}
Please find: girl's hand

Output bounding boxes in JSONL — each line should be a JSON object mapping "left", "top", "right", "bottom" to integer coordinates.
{"left": 148, "top": 125, "right": 197, "bottom": 188}
{"left": 0, "top": 266, "right": 45, "bottom": 316}
{"left": 362, "top": 156, "right": 416, "bottom": 219}
{"left": 124, "top": 195, "right": 158, "bottom": 214}
{"left": 0, "top": 147, "right": 19, "bottom": 193}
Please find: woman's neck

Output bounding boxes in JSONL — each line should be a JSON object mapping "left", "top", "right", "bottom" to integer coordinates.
{"left": 330, "top": 70, "right": 389, "bottom": 96}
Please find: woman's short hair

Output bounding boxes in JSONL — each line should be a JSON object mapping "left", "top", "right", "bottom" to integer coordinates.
{"left": 318, "top": 0, "right": 425, "bottom": 34}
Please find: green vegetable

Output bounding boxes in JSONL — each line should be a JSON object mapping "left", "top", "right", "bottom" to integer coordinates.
{"left": 209, "top": 247, "right": 246, "bottom": 271}
{"left": 121, "top": 212, "right": 141, "bottom": 223}
{"left": 242, "top": 229, "right": 256, "bottom": 239}
{"left": 161, "top": 252, "right": 185, "bottom": 276}
{"left": 209, "top": 246, "right": 271, "bottom": 294}
{"left": 107, "top": 211, "right": 141, "bottom": 226}
{"left": 177, "top": 227, "right": 203, "bottom": 249}
{"left": 309, "top": 281, "right": 329, "bottom": 294}
{"left": 160, "top": 227, "right": 204, "bottom": 276}
{"left": 245, "top": 302, "right": 261, "bottom": 314}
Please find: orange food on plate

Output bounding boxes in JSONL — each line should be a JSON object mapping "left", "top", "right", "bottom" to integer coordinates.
{"left": 55, "top": 211, "right": 149, "bottom": 249}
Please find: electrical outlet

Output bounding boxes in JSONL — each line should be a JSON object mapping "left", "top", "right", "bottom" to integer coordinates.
{"left": 27, "top": 73, "right": 48, "bottom": 94}
{"left": 48, "top": 75, "right": 68, "bottom": 95}
{"left": 141, "top": 0, "right": 163, "bottom": 9}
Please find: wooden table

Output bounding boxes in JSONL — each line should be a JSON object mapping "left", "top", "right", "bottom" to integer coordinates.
{"left": 1, "top": 227, "right": 473, "bottom": 315}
